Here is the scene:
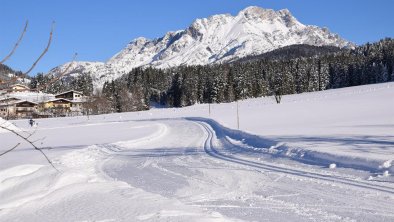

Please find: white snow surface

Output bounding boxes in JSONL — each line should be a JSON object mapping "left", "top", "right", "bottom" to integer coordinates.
{"left": 0, "top": 82, "right": 393, "bottom": 221}
{"left": 0, "top": 118, "right": 19, "bottom": 133}
{"left": 48, "top": 6, "right": 354, "bottom": 89}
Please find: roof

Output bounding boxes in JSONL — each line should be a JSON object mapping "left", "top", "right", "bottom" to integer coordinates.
{"left": 44, "top": 98, "right": 73, "bottom": 103}
{"left": 0, "top": 100, "right": 38, "bottom": 107}
{"left": 14, "top": 100, "right": 38, "bottom": 105}
{"left": 55, "top": 90, "right": 83, "bottom": 96}
{"left": 10, "top": 84, "right": 30, "bottom": 89}
{"left": 0, "top": 98, "right": 27, "bottom": 106}
{"left": 0, "top": 97, "right": 21, "bottom": 102}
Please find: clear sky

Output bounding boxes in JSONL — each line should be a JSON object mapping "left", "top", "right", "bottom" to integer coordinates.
{"left": 1, "top": 0, "right": 393, "bottom": 75}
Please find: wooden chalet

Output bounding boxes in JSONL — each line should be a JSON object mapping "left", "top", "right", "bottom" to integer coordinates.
{"left": 55, "top": 90, "right": 84, "bottom": 101}
{"left": 39, "top": 98, "right": 73, "bottom": 117}
{"left": 0, "top": 100, "right": 38, "bottom": 119}
{"left": 55, "top": 90, "right": 86, "bottom": 115}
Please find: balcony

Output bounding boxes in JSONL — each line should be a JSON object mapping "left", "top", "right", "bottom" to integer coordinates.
{"left": 16, "top": 107, "right": 37, "bottom": 112}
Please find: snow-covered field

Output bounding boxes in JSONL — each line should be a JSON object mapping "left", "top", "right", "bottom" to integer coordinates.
{"left": 0, "top": 82, "right": 393, "bottom": 221}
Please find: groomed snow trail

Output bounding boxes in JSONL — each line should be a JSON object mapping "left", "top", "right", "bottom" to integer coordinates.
{"left": 197, "top": 119, "right": 394, "bottom": 195}
{"left": 103, "top": 119, "right": 394, "bottom": 221}
{"left": 1, "top": 118, "right": 394, "bottom": 221}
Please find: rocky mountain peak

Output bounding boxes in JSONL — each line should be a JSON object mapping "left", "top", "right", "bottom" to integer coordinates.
{"left": 239, "top": 6, "right": 275, "bottom": 17}
{"left": 49, "top": 6, "right": 355, "bottom": 89}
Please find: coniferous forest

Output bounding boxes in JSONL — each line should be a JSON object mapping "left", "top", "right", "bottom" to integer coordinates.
{"left": 30, "top": 38, "right": 394, "bottom": 113}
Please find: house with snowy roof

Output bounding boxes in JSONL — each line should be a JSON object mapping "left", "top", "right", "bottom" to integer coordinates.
{"left": 39, "top": 98, "right": 73, "bottom": 117}
{"left": 55, "top": 90, "right": 87, "bottom": 115}
{"left": 55, "top": 90, "right": 84, "bottom": 101}
{"left": 0, "top": 100, "right": 38, "bottom": 119}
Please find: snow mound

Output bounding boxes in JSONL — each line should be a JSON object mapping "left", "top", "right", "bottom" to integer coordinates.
{"left": 329, "top": 163, "right": 337, "bottom": 169}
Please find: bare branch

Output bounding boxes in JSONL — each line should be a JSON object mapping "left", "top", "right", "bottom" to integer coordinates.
{"left": 25, "top": 130, "right": 36, "bottom": 139}
{"left": 0, "top": 124, "right": 59, "bottom": 171}
{"left": 0, "top": 21, "right": 28, "bottom": 65}
{"left": 23, "top": 21, "right": 55, "bottom": 76}
{"left": 31, "top": 136, "right": 47, "bottom": 144}
{"left": 36, "top": 53, "right": 78, "bottom": 92}
{"left": 0, "top": 143, "right": 21, "bottom": 157}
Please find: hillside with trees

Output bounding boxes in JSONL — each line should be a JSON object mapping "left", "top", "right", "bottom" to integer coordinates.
{"left": 29, "top": 38, "right": 394, "bottom": 114}
{"left": 0, "top": 64, "right": 28, "bottom": 88}
{"left": 98, "top": 38, "right": 393, "bottom": 112}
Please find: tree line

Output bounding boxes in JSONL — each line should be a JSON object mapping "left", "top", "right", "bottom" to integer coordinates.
{"left": 101, "top": 38, "right": 394, "bottom": 112}
{"left": 29, "top": 72, "right": 93, "bottom": 96}
{"left": 29, "top": 38, "right": 394, "bottom": 114}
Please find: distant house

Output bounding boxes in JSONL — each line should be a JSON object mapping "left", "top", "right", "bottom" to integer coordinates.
{"left": 0, "top": 100, "right": 38, "bottom": 119}
{"left": 55, "top": 90, "right": 84, "bottom": 101}
{"left": 40, "top": 98, "right": 72, "bottom": 109}
{"left": 0, "top": 90, "right": 89, "bottom": 119}
{"left": 14, "top": 101, "right": 38, "bottom": 118}
{"left": 40, "top": 98, "right": 73, "bottom": 117}
{"left": 0, "top": 97, "right": 21, "bottom": 119}
{"left": 55, "top": 90, "right": 86, "bottom": 115}
{"left": 9, "top": 84, "right": 30, "bottom": 92}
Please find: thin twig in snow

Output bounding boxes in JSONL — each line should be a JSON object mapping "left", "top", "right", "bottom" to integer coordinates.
{"left": 0, "top": 143, "right": 21, "bottom": 156}
{"left": 0, "top": 125, "right": 59, "bottom": 171}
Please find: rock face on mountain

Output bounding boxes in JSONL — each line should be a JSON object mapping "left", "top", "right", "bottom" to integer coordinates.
{"left": 49, "top": 6, "right": 355, "bottom": 88}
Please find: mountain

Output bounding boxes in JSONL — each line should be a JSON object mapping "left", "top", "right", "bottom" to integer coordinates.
{"left": 48, "top": 6, "right": 355, "bottom": 89}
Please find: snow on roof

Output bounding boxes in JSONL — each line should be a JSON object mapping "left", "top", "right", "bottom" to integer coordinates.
{"left": 0, "top": 97, "right": 20, "bottom": 102}
{"left": 44, "top": 98, "right": 73, "bottom": 103}
{"left": 14, "top": 100, "right": 38, "bottom": 105}
{"left": 0, "top": 100, "right": 39, "bottom": 106}
{"left": 4, "top": 91, "right": 55, "bottom": 103}
{"left": 55, "top": 90, "right": 83, "bottom": 96}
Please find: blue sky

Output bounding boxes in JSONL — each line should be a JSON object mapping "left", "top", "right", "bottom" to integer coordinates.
{"left": 1, "top": 0, "right": 393, "bottom": 75}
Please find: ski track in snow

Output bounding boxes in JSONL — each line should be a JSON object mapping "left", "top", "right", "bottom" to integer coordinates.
{"left": 196, "top": 120, "right": 394, "bottom": 195}
{"left": 0, "top": 83, "right": 394, "bottom": 221}
{"left": 1, "top": 118, "right": 394, "bottom": 221}
{"left": 100, "top": 119, "right": 394, "bottom": 221}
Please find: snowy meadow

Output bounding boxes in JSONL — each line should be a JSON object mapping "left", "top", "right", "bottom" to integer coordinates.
{"left": 0, "top": 82, "right": 393, "bottom": 221}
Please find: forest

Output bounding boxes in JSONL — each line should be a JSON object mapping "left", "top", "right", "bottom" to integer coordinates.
{"left": 29, "top": 38, "right": 394, "bottom": 114}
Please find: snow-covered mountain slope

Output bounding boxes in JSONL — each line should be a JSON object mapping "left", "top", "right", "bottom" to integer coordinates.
{"left": 49, "top": 6, "right": 355, "bottom": 88}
